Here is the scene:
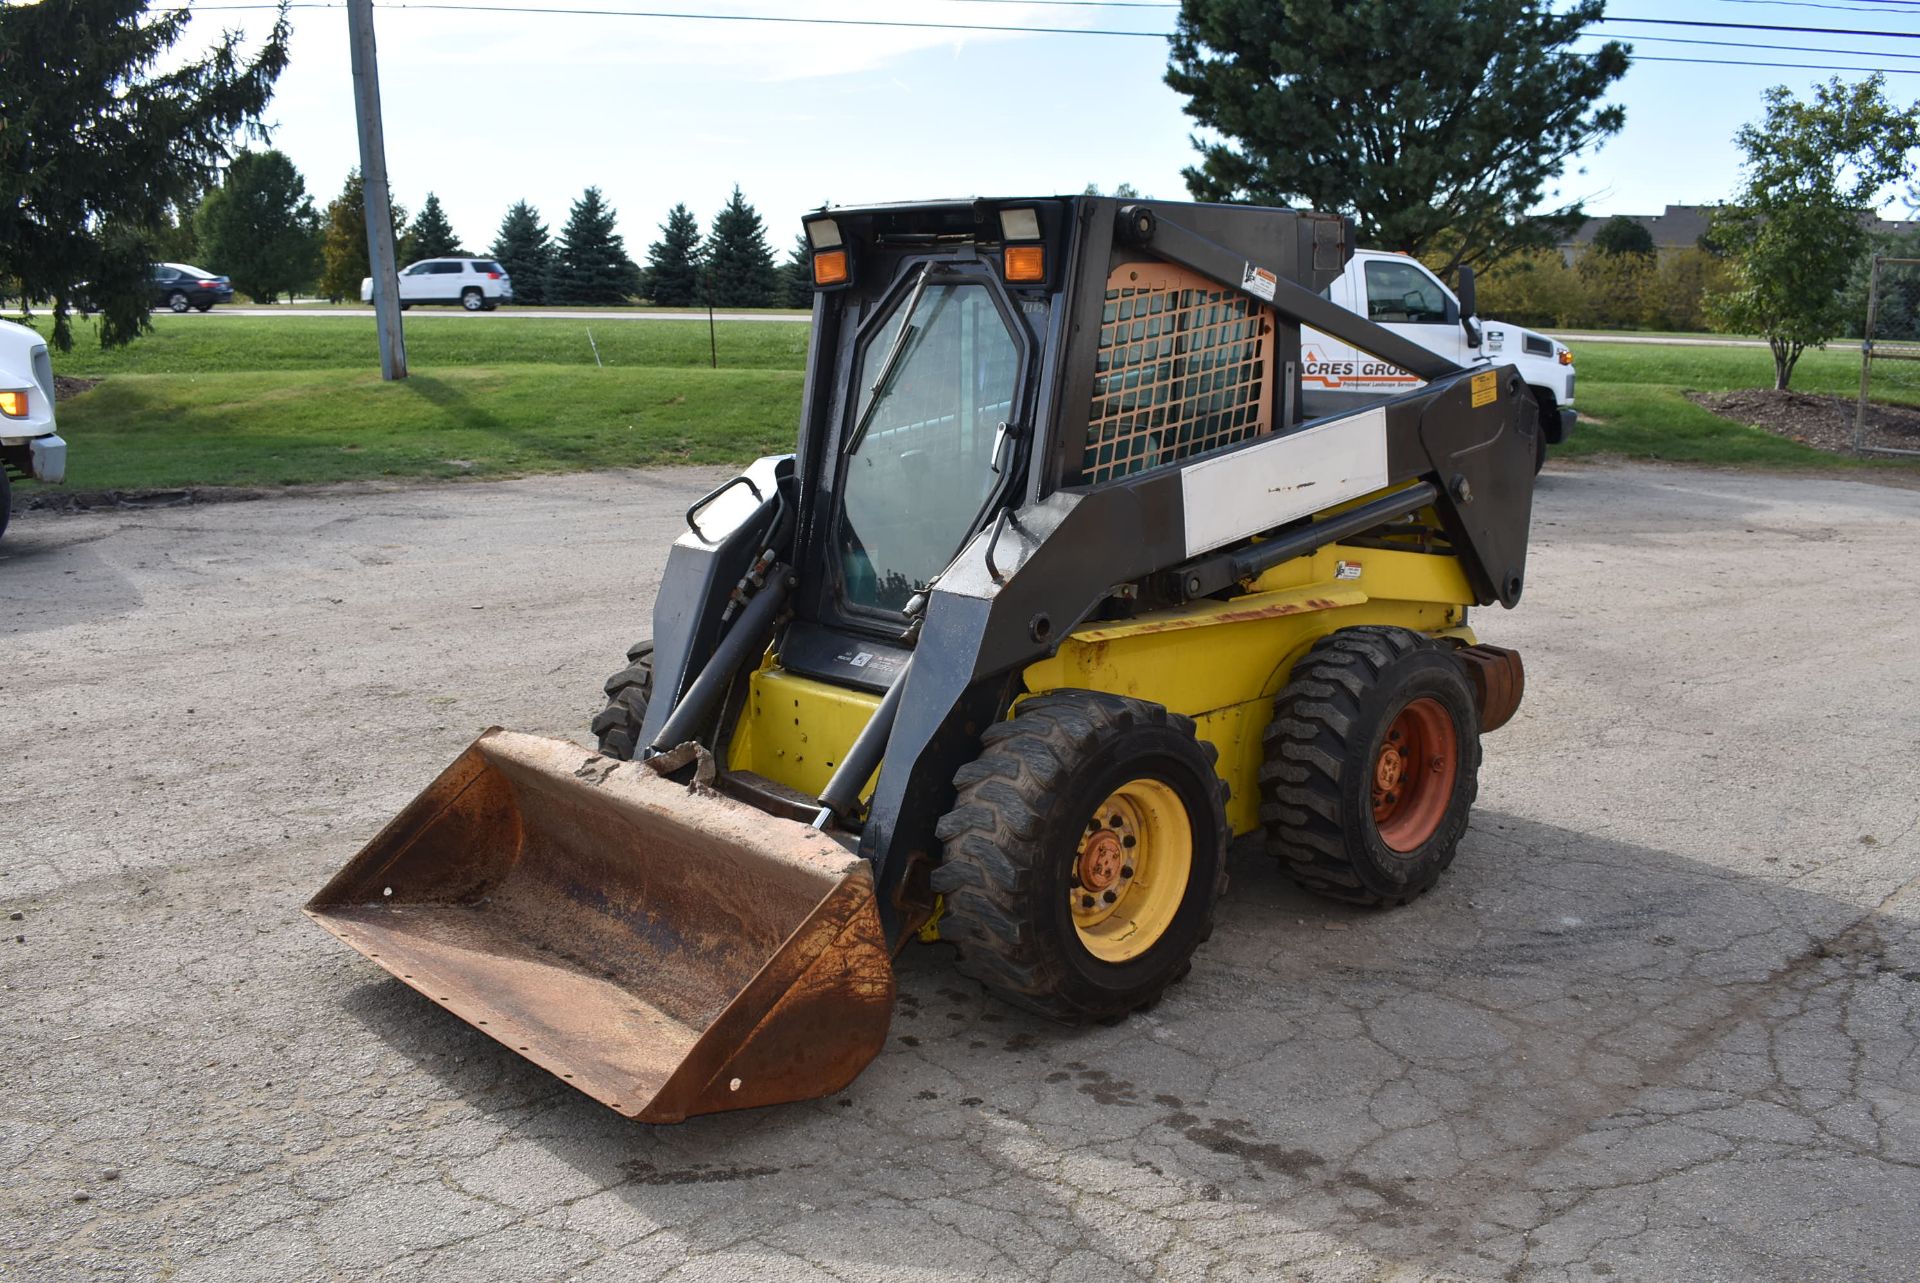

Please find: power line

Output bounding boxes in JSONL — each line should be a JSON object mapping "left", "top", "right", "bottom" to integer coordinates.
{"left": 174, "top": 1, "right": 1920, "bottom": 70}
{"left": 1578, "top": 29, "right": 1920, "bottom": 60}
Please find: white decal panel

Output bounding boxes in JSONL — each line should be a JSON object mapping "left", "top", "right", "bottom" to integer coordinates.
{"left": 1179, "top": 409, "right": 1390, "bottom": 557}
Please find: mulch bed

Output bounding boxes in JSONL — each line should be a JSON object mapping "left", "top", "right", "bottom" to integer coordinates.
{"left": 1688, "top": 387, "right": 1920, "bottom": 456}
{"left": 53, "top": 375, "right": 100, "bottom": 401}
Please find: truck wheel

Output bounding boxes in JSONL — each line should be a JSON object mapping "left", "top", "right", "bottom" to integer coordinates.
{"left": 1530, "top": 388, "right": 1557, "bottom": 473}
{"left": 590, "top": 639, "right": 654, "bottom": 760}
{"left": 0, "top": 467, "right": 11, "bottom": 541}
{"left": 1260, "top": 626, "right": 1480, "bottom": 907}
{"left": 932, "top": 692, "right": 1229, "bottom": 1023}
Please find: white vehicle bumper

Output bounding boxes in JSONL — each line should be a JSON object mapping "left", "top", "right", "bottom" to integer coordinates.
{"left": 30, "top": 433, "right": 67, "bottom": 484}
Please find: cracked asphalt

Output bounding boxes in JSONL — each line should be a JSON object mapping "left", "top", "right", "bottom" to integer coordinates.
{"left": 3, "top": 461, "right": 1918, "bottom": 1282}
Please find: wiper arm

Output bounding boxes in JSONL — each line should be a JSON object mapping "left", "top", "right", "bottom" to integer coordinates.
{"left": 847, "top": 265, "right": 932, "bottom": 453}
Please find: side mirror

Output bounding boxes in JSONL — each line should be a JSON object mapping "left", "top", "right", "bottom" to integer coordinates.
{"left": 1455, "top": 265, "right": 1481, "bottom": 347}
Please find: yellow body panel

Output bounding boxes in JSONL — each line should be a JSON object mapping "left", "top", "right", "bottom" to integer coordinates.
{"left": 728, "top": 542, "right": 1476, "bottom": 838}
{"left": 1021, "top": 542, "right": 1476, "bottom": 836}
{"left": 727, "top": 665, "right": 882, "bottom": 801}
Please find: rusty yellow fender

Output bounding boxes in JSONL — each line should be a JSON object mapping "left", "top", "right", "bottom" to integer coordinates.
{"left": 305, "top": 730, "right": 894, "bottom": 1123}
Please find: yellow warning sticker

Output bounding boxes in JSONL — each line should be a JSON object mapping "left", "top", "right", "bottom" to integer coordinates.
{"left": 1471, "top": 370, "right": 1498, "bottom": 407}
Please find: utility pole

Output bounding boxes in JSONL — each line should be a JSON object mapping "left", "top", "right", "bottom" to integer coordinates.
{"left": 348, "top": 0, "right": 406, "bottom": 380}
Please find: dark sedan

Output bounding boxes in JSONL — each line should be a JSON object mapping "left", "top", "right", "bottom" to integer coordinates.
{"left": 153, "top": 263, "right": 233, "bottom": 312}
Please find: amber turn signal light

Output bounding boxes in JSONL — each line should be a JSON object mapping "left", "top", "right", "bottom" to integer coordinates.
{"left": 1003, "top": 245, "right": 1045, "bottom": 282}
{"left": 1558, "top": 349, "right": 1573, "bottom": 366}
{"left": 812, "top": 249, "right": 850, "bottom": 287}
{"left": 0, "top": 389, "right": 27, "bottom": 418}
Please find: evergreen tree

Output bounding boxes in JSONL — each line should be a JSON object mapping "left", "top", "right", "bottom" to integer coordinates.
{"left": 489, "top": 201, "right": 552, "bottom": 305}
{"left": 195, "top": 149, "right": 320, "bottom": 302}
{"left": 0, "top": 0, "right": 290, "bottom": 349}
{"left": 318, "top": 169, "right": 405, "bottom": 304}
{"left": 406, "top": 192, "right": 463, "bottom": 261}
{"left": 644, "top": 203, "right": 704, "bottom": 306}
{"left": 701, "top": 186, "right": 776, "bottom": 308}
{"left": 780, "top": 233, "right": 813, "bottom": 309}
{"left": 551, "top": 187, "right": 639, "bottom": 305}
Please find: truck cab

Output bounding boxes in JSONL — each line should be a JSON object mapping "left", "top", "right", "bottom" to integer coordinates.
{"left": 0, "top": 318, "right": 67, "bottom": 540}
{"left": 1304, "top": 249, "right": 1577, "bottom": 469}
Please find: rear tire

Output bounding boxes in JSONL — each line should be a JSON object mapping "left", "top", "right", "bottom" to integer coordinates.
{"left": 461, "top": 288, "right": 484, "bottom": 311}
{"left": 932, "top": 692, "right": 1229, "bottom": 1023}
{"left": 168, "top": 292, "right": 190, "bottom": 313}
{"left": 194, "top": 302, "right": 213, "bottom": 313}
{"left": 591, "top": 639, "right": 654, "bottom": 760}
{"left": 1260, "top": 626, "right": 1480, "bottom": 907}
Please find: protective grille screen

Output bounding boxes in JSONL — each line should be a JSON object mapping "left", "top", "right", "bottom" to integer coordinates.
{"left": 1082, "top": 263, "right": 1276, "bottom": 484}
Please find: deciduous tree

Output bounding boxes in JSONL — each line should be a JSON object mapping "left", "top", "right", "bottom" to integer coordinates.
{"left": 1709, "top": 76, "right": 1920, "bottom": 388}
{"left": 195, "top": 149, "right": 319, "bottom": 302}
{"left": 318, "top": 169, "right": 405, "bottom": 304}
{"left": 1165, "top": 0, "right": 1629, "bottom": 272}
{"left": 0, "top": 0, "right": 290, "bottom": 347}
{"left": 1591, "top": 215, "right": 1655, "bottom": 258}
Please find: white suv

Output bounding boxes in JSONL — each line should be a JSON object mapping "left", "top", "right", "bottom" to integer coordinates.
{"left": 360, "top": 257, "right": 512, "bottom": 311}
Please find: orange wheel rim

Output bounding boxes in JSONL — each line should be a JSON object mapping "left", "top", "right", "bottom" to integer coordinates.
{"left": 1371, "top": 697, "right": 1458, "bottom": 853}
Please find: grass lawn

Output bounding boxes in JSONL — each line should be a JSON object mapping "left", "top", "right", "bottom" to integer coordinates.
{"left": 25, "top": 311, "right": 1920, "bottom": 492}
{"left": 1561, "top": 339, "right": 1920, "bottom": 469}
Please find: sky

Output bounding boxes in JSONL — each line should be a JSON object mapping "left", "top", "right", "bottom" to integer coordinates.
{"left": 169, "top": 0, "right": 1920, "bottom": 258}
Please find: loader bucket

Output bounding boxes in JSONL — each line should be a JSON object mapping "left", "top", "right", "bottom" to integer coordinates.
{"left": 305, "top": 730, "right": 894, "bottom": 1123}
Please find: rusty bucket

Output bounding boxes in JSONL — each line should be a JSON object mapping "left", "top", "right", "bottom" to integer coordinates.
{"left": 305, "top": 730, "right": 894, "bottom": 1122}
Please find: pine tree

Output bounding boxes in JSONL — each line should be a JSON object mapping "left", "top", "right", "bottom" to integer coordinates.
{"left": 489, "top": 200, "right": 552, "bottom": 305}
{"left": 643, "top": 203, "right": 704, "bottom": 306}
{"left": 702, "top": 186, "right": 776, "bottom": 308}
{"left": 0, "top": 0, "right": 290, "bottom": 348}
{"left": 780, "top": 233, "right": 813, "bottom": 309}
{"left": 551, "top": 186, "right": 639, "bottom": 305}
{"left": 318, "top": 169, "right": 406, "bottom": 304}
{"left": 406, "top": 192, "right": 463, "bottom": 261}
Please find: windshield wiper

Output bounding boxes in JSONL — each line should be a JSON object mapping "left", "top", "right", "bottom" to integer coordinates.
{"left": 846, "top": 265, "right": 933, "bottom": 453}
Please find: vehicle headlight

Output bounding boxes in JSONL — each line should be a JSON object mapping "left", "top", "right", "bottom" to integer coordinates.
{"left": 0, "top": 388, "right": 29, "bottom": 418}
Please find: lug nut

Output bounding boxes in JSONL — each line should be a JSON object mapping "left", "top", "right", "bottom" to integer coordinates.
{"left": 1121, "top": 865, "right": 1134, "bottom": 878}
{"left": 1102, "top": 890, "right": 1117, "bottom": 904}
{"left": 1081, "top": 895, "right": 1095, "bottom": 910}
{"left": 1121, "top": 835, "right": 1136, "bottom": 849}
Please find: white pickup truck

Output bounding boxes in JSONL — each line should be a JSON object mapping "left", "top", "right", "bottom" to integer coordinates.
{"left": 1306, "top": 249, "right": 1577, "bottom": 469}
{"left": 0, "top": 318, "right": 68, "bottom": 540}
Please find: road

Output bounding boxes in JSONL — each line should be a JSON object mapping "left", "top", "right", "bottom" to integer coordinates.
{"left": 4, "top": 462, "right": 1919, "bottom": 1282}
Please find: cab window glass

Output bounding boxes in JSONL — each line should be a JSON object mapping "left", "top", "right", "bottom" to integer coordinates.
{"left": 1364, "top": 261, "right": 1448, "bottom": 324}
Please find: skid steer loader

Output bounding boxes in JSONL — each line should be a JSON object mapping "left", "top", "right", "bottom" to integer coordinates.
{"left": 308, "top": 197, "right": 1535, "bottom": 1122}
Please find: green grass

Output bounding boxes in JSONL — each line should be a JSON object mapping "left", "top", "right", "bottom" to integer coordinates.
{"left": 27, "top": 311, "right": 1920, "bottom": 492}
{"left": 34, "top": 313, "right": 810, "bottom": 375}
{"left": 1559, "top": 338, "right": 1920, "bottom": 469}
{"left": 50, "top": 366, "right": 804, "bottom": 489}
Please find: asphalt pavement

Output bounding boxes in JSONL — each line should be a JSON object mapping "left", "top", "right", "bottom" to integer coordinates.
{"left": 3, "top": 462, "right": 1918, "bottom": 1282}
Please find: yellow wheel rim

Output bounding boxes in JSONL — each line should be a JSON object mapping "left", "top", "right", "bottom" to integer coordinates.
{"left": 1070, "top": 778, "right": 1192, "bottom": 963}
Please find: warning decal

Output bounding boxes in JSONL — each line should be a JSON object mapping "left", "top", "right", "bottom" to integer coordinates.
{"left": 1241, "top": 262, "right": 1277, "bottom": 302}
{"left": 1471, "top": 369, "right": 1498, "bottom": 407}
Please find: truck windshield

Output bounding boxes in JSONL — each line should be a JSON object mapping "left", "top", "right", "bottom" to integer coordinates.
{"left": 838, "top": 280, "right": 1018, "bottom": 613}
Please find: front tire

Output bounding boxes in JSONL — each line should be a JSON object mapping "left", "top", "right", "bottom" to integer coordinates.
{"left": 0, "top": 468, "right": 11, "bottom": 541}
{"left": 590, "top": 639, "right": 654, "bottom": 759}
{"left": 1260, "top": 626, "right": 1480, "bottom": 906}
{"left": 932, "top": 692, "right": 1229, "bottom": 1023}
{"left": 194, "top": 302, "right": 213, "bottom": 313}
